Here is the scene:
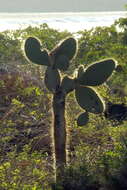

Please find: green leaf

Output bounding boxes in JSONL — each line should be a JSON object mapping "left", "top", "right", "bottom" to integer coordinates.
{"left": 75, "top": 85, "right": 105, "bottom": 114}
{"left": 24, "top": 37, "right": 50, "bottom": 66}
{"left": 78, "top": 59, "right": 116, "bottom": 86}
{"left": 77, "top": 112, "right": 89, "bottom": 126}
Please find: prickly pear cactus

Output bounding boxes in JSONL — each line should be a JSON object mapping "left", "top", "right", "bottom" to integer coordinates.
{"left": 24, "top": 36, "right": 77, "bottom": 182}
{"left": 25, "top": 37, "right": 76, "bottom": 92}
{"left": 24, "top": 36, "right": 116, "bottom": 183}
{"left": 78, "top": 59, "right": 116, "bottom": 86}
{"left": 77, "top": 111, "right": 89, "bottom": 126}
{"left": 75, "top": 58, "right": 116, "bottom": 126}
{"left": 25, "top": 37, "right": 50, "bottom": 66}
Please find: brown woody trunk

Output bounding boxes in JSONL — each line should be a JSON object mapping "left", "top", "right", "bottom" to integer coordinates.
{"left": 52, "top": 89, "right": 66, "bottom": 182}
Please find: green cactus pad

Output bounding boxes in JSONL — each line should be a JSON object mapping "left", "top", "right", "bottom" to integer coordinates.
{"left": 75, "top": 86, "right": 105, "bottom": 114}
{"left": 78, "top": 65, "right": 85, "bottom": 78}
{"left": 54, "top": 55, "right": 69, "bottom": 71}
{"left": 44, "top": 67, "right": 60, "bottom": 93}
{"left": 61, "top": 76, "right": 75, "bottom": 93}
{"left": 24, "top": 37, "right": 50, "bottom": 66}
{"left": 51, "top": 37, "right": 77, "bottom": 60}
{"left": 78, "top": 59, "right": 116, "bottom": 86}
{"left": 77, "top": 112, "right": 89, "bottom": 126}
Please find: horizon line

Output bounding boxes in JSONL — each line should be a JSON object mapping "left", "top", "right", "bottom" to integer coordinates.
{"left": 0, "top": 10, "right": 126, "bottom": 13}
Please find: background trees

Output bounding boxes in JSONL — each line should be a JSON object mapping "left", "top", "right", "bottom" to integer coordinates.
{"left": 0, "top": 19, "right": 127, "bottom": 189}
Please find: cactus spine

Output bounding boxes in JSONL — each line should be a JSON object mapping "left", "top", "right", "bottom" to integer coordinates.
{"left": 24, "top": 36, "right": 116, "bottom": 185}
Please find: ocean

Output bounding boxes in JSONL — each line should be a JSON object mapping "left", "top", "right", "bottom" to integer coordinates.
{"left": 0, "top": 11, "right": 126, "bottom": 32}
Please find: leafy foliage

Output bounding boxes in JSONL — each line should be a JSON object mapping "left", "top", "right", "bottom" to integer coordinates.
{"left": 0, "top": 17, "right": 127, "bottom": 189}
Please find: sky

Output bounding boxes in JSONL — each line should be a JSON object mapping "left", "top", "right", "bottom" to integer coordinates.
{"left": 0, "top": 0, "right": 126, "bottom": 12}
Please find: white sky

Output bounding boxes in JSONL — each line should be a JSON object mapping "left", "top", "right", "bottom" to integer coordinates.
{"left": 0, "top": 0, "right": 126, "bottom": 12}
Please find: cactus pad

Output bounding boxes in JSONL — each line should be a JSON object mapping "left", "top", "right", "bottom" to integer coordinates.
{"left": 51, "top": 37, "right": 77, "bottom": 61}
{"left": 61, "top": 76, "right": 75, "bottom": 93}
{"left": 78, "top": 59, "right": 116, "bottom": 86}
{"left": 54, "top": 55, "right": 69, "bottom": 71}
{"left": 44, "top": 67, "right": 60, "bottom": 93}
{"left": 77, "top": 112, "right": 89, "bottom": 126}
{"left": 24, "top": 37, "right": 50, "bottom": 66}
{"left": 75, "top": 86, "right": 105, "bottom": 114}
{"left": 78, "top": 65, "right": 85, "bottom": 78}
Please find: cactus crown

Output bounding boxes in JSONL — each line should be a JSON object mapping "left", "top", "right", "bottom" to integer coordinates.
{"left": 24, "top": 37, "right": 116, "bottom": 126}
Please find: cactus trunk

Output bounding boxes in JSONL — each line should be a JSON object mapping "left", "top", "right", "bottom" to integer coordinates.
{"left": 52, "top": 89, "right": 66, "bottom": 182}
